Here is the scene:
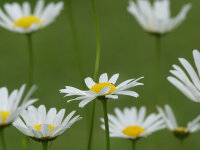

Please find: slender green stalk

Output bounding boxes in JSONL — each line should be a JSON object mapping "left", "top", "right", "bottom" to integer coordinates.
{"left": 0, "top": 128, "right": 7, "bottom": 150}
{"left": 27, "top": 34, "right": 34, "bottom": 86}
{"left": 131, "top": 140, "right": 136, "bottom": 150}
{"left": 154, "top": 34, "right": 161, "bottom": 104}
{"left": 42, "top": 142, "right": 48, "bottom": 150}
{"left": 179, "top": 140, "right": 184, "bottom": 150}
{"left": 101, "top": 100, "right": 110, "bottom": 150}
{"left": 87, "top": 0, "right": 101, "bottom": 150}
{"left": 66, "top": 0, "right": 85, "bottom": 82}
{"left": 22, "top": 137, "right": 30, "bottom": 150}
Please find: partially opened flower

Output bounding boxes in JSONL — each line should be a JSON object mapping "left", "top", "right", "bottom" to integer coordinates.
{"left": 60, "top": 73, "right": 144, "bottom": 108}
{"left": 167, "top": 49, "right": 200, "bottom": 103}
{"left": 157, "top": 105, "right": 200, "bottom": 139}
{"left": 13, "top": 105, "right": 82, "bottom": 142}
{"left": 100, "top": 106, "right": 165, "bottom": 140}
{"left": 0, "top": 84, "right": 37, "bottom": 128}
{"left": 127, "top": 0, "right": 192, "bottom": 34}
{"left": 0, "top": 0, "right": 64, "bottom": 34}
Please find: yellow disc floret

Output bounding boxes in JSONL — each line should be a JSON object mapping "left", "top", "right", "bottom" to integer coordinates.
{"left": 0, "top": 111, "right": 11, "bottom": 124}
{"left": 176, "top": 127, "right": 187, "bottom": 133}
{"left": 13, "top": 16, "right": 42, "bottom": 29}
{"left": 90, "top": 82, "right": 116, "bottom": 95}
{"left": 123, "top": 126, "right": 144, "bottom": 138}
{"left": 34, "top": 124, "right": 55, "bottom": 133}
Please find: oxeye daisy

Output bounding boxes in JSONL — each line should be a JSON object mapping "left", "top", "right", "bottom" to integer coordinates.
{"left": 60, "top": 73, "right": 144, "bottom": 108}
{"left": 157, "top": 105, "right": 200, "bottom": 140}
{"left": 0, "top": 0, "right": 64, "bottom": 34}
{"left": 0, "top": 0, "right": 64, "bottom": 86}
{"left": 13, "top": 105, "right": 82, "bottom": 149}
{"left": 0, "top": 84, "right": 37, "bottom": 128}
{"left": 167, "top": 49, "right": 200, "bottom": 103}
{"left": 0, "top": 84, "right": 37, "bottom": 150}
{"left": 127, "top": 0, "right": 191, "bottom": 34}
{"left": 100, "top": 106, "right": 165, "bottom": 149}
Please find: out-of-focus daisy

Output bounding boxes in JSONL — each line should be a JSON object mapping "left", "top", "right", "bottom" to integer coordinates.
{"left": 13, "top": 105, "right": 82, "bottom": 142}
{"left": 127, "top": 0, "right": 192, "bottom": 34}
{"left": 100, "top": 106, "right": 165, "bottom": 140}
{"left": 0, "top": 0, "right": 64, "bottom": 34}
{"left": 167, "top": 49, "right": 200, "bottom": 103}
{"left": 157, "top": 105, "right": 200, "bottom": 139}
{"left": 60, "top": 73, "right": 144, "bottom": 108}
{"left": 0, "top": 84, "right": 37, "bottom": 128}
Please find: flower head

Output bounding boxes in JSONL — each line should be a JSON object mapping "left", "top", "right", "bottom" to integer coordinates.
{"left": 101, "top": 106, "right": 165, "bottom": 140}
{"left": 13, "top": 105, "right": 82, "bottom": 142}
{"left": 60, "top": 73, "right": 144, "bottom": 108}
{"left": 167, "top": 49, "right": 200, "bottom": 103}
{"left": 0, "top": 0, "right": 64, "bottom": 34}
{"left": 127, "top": 0, "right": 192, "bottom": 34}
{"left": 157, "top": 105, "right": 200, "bottom": 139}
{"left": 0, "top": 84, "right": 37, "bottom": 127}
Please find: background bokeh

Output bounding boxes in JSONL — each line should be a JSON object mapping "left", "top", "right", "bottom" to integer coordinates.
{"left": 0, "top": 0, "right": 200, "bottom": 149}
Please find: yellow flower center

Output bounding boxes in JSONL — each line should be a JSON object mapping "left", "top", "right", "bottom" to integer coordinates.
{"left": 13, "top": 16, "right": 42, "bottom": 29}
{"left": 0, "top": 111, "right": 11, "bottom": 124}
{"left": 34, "top": 124, "right": 55, "bottom": 133}
{"left": 90, "top": 82, "right": 116, "bottom": 95}
{"left": 176, "top": 127, "right": 187, "bottom": 133}
{"left": 123, "top": 126, "right": 144, "bottom": 138}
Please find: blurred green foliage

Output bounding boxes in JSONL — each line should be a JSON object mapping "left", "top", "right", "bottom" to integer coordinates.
{"left": 0, "top": 0, "right": 200, "bottom": 149}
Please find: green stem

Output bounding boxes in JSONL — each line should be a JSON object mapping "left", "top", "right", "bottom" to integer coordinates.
{"left": 22, "top": 136, "right": 30, "bottom": 150}
{"left": 0, "top": 128, "right": 7, "bottom": 150}
{"left": 101, "top": 100, "right": 110, "bottom": 150}
{"left": 87, "top": 101, "right": 96, "bottom": 150}
{"left": 66, "top": 0, "right": 85, "bottom": 82}
{"left": 91, "top": 0, "right": 101, "bottom": 81}
{"left": 179, "top": 140, "right": 184, "bottom": 150}
{"left": 87, "top": 0, "right": 101, "bottom": 150}
{"left": 155, "top": 34, "right": 161, "bottom": 104}
{"left": 42, "top": 142, "right": 48, "bottom": 150}
{"left": 132, "top": 140, "right": 136, "bottom": 150}
{"left": 27, "top": 34, "right": 34, "bottom": 86}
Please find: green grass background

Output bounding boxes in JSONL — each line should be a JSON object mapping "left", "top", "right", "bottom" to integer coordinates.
{"left": 0, "top": 0, "right": 200, "bottom": 149}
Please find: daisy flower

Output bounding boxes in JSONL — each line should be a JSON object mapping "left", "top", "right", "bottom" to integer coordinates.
{"left": 127, "top": 0, "right": 192, "bottom": 34}
{"left": 167, "top": 49, "right": 200, "bottom": 103}
{"left": 13, "top": 105, "right": 82, "bottom": 142}
{"left": 60, "top": 73, "right": 144, "bottom": 108}
{"left": 157, "top": 105, "right": 200, "bottom": 139}
{"left": 0, "top": 0, "right": 64, "bottom": 34}
{"left": 0, "top": 84, "right": 37, "bottom": 128}
{"left": 100, "top": 106, "right": 165, "bottom": 140}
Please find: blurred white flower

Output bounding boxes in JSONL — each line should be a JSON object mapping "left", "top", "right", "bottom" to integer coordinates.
{"left": 157, "top": 105, "right": 200, "bottom": 138}
{"left": 60, "top": 73, "right": 144, "bottom": 108}
{"left": 13, "top": 105, "right": 81, "bottom": 142}
{"left": 127, "top": 0, "right": 192, "bottom": 34}
{"left": 0, "top": 0, "right": 64, "bottom": 34}
{"left": 168, "top": 49, "right": 200, "bottom": 103}
{"left": 100, "top": 106, "right": 165, "bottom": 139}
{"left": 0, "top": 84, "right": 37, "bottom": 127}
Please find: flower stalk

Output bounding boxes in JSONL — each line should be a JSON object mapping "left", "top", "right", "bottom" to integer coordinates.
{"left": 154, "top": 34, "right": 162, "bottom": 104}
{"left": 101, "top": 100, "right": 110, "bottom": 150}
{"left": 87, "top": 0, "right": 101, "bottom": 149}
{"left": 27, "top": 34, "right": 34, "bottom": 86}
{"left": 132, "top": 140, "right": 136, "bottom": 150}
{"left": 42, "top": 142, "right": 48, "bottom": 150}
{"left": 0, "top": 128, "right": 7, "bottom": 150}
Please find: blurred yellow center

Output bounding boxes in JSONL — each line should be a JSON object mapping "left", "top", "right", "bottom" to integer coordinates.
{"left": 0, "top": 111, "right": 11, "bottom": 124}
{"left": 90, "top": 83, "right": 116, "bottom": 95}
{"left": 34, "top": 124, "right": 55, "bottom": 133}
{"left": 123, "top": 126, "right": 144, "bottom": 137}
{"left": 13, "top": 16, "right": 42, "bottom": 29}
{"left": 176, "top": 127, "right": 187, "bottom": 133}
